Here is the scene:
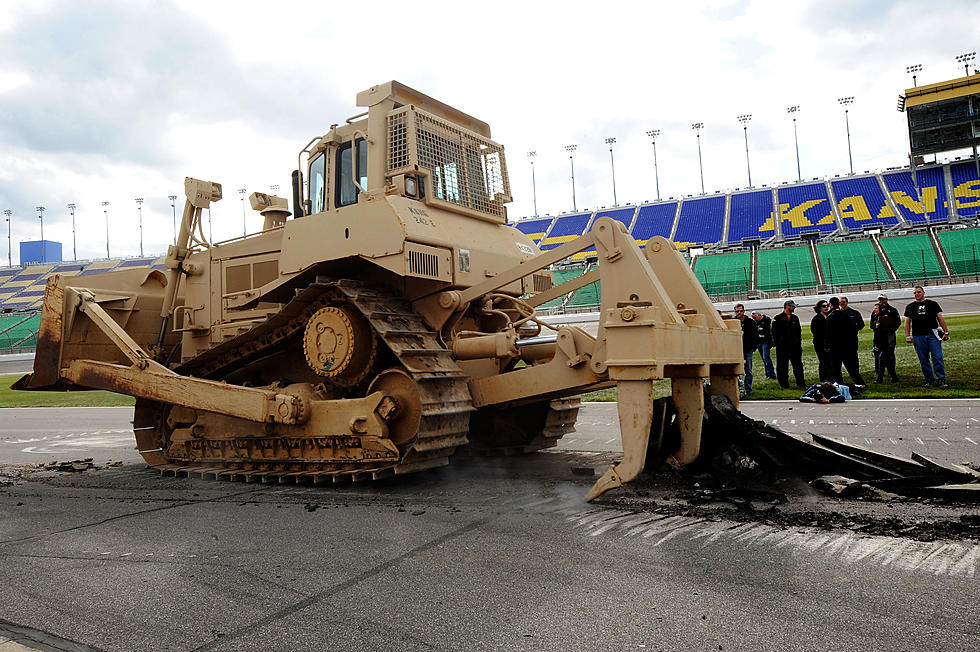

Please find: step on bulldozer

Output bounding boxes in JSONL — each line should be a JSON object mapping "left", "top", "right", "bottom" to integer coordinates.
{"left": 15, "top": 81, "right": 743, "bottom": 501}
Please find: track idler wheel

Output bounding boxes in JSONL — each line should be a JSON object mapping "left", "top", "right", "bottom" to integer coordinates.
{"left": 368, "top": 368, "right": 422, "bottom": 446}
{"left": 303, "top": 305, "right": 379, "bottom": 387}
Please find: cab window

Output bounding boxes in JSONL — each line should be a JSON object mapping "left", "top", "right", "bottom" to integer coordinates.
{"left": 309, "top": 153, "right": 325, "bottom": 214}
{"left": 336, "top": 138, "right": 368, "bottom": 208}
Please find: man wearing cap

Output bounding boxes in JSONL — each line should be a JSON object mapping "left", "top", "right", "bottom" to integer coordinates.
{"left": 734, "top": 303, "right": 757, "bottom": 396}
{"left": 751, "top": 310, "right": 777, "bottom": 380}
{"left": 904, "top": 285, "right": 950, "bottom": 387}
{"left": 870, "top": 293, "right": 901, "bottom": 383}
{"left": 771, "top": 300, "right": 806, "bottom": 389}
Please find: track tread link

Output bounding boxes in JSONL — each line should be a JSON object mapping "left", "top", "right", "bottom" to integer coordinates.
{"left": 136, "top": 279, "right": 473, "bottom": 484}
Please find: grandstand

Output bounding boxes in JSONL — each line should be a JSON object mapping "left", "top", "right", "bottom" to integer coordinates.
{"left": 512, "top": 157, "right": 980, "bottom": 311}
{"left": 0, "top": 255, "right": 167, "bottom": 353}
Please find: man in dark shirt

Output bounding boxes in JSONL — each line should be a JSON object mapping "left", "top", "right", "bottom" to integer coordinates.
{"left": 904, "top": 286, "right": 950, "bottom": 387}
{"left": 826, "top": 296, "right": 865, "bottom": 386}
{"left": 771, "top": 299, "right": 805, "bottom": 388}
{"left": 751, "top": 310, "right": 776, "bottom": 380}
{"left": 870, "top": 293, "right": 901, "bottom": 383}
{"left": 735, "top": 303, "right": 757, "bottom": 396}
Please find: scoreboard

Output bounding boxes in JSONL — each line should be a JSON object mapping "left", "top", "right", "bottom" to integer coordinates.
{"left": 904, "top": 74, "right": 980, "bottom": 156}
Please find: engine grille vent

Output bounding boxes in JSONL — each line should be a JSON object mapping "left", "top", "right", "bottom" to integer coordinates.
{"left": 532, "top": 272, "right": 553, "bottom": 292}
{"left": 408, "top": 250, "right": 439, "bottom": 278}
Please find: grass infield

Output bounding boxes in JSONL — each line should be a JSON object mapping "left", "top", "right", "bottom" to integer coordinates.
{"left": 2, "top": 315, "right": 977, "bottom": 407}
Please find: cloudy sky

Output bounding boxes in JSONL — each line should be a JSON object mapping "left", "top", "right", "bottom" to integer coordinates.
{"left": 1, "top": 0, "right": 978, "bottom": 264}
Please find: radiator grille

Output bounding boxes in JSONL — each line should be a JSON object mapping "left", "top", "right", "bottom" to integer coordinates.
{"left": 532, "top": 272, "right": 553, "bottom": 292}
{"left": 408, "top": 249, "right": 439, "bottom": 279}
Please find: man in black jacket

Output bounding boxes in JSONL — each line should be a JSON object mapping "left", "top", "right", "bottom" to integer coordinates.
{"left": 870, "top": 293, "right": 901, "bottom": 383}
{"left": 826, "top": 296, "right": 865, "bottom": 385}
{"left": 772, "top": 299, "right": 805, "bottom": 388}
{"left": 751, "top": 310, "right": 777, "bottom": 380}
{"left": 735, "top": 303, "right": 757, "bottom": 395}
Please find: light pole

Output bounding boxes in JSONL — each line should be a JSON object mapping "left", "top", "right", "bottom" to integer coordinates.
{"left": 906, "top": 63, "right": 922, "bottom": 87}
{"left": 787, "top": 106, "right": 802, "bottom": 182}
{"left": 838, "top": 97, "right": 855, "bottom": 175}
{"left": 564, "top": 145, "right": 577, "bottom": 211}
{"left": 3, "top": 210, "right": 11, "bottom": 267}
{"left": 36, "top": 206, "right": 45, "bottom": 262}
{"left": 526, "top": 152, "right": 538, "bottom": 217}
{"left": 692, "top": 123, "right": 705, "bottom": 194}
{"left": 646, "top": 130, "right": 661, "bottom": 201}
{"left": 238, "top": 188, "right": 247, "bottom": 235}
{"left": 168, "top": 195, "right": 178, "bottom": 245}
{"left": 67, "top": 203, "right": 76, "bottom": 261}
{"left": 102, "top": 201, "right": 110, "bottom": 259}
{"left": 135, "top": 198, "right": 144, "bottom": 257}
{"left": 36, "top": 206, "right": 45, "bottom": 252}
{"left": 605, "top": 137, "right": 618, "bottom": 206}
{"left": 737, "top": 115, "right": 752, "bottom": 187}
{"left": 955, "top": 52, "right": 976, "bottom": 76}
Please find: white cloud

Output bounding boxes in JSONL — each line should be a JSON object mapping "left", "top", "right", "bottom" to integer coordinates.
{"left": 1, "top": 0, "right": 979, "bottom": 264}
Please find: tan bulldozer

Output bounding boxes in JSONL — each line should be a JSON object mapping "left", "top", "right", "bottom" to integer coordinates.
{"left": 15, "top": 81, "right": 744, "bottom": 501}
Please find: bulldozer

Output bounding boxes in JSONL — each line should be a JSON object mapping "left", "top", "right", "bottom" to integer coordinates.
{"left": 15, "top": 81, "right": 744, "bottom": 501}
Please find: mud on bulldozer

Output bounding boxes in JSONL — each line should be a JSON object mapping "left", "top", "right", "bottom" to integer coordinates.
{"left": 15, "top": 81, "right": 744, "bottom": 501}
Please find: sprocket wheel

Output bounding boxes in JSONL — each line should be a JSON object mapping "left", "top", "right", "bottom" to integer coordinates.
{"left": 303, "top": 305, "right": 379, "bottom": 387}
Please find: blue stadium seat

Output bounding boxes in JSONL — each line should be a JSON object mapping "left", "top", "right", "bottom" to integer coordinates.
{"left": 631, "top": 202, "right": 677, "bottom": 248}
{"left": 512, "top": 217, "right": 554, "bottom": 246}
{"left": 951, "top": 161, "right": 980, "bottom": 217}
{"left": 538, "top": 212, "right": 592, "bottom": 252}
{"left": 728, "top": 190, "right": 775, "bottom": 243}
{"left": 118, "top": 258, "right": 157, "bottom": 268}
{"left": 831, "top": 176, "right": 899, "bottom": 230}
{"left": 882, "top": 167, "right": 948, "bottom": 224}
{"left": 775, "top": 183, "right": 836, "bottom": 238}
{"left": 673, "top": 196, "right": 725, "bottom": 248}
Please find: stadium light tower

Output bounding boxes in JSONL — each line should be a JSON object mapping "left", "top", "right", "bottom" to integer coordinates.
{"left": 692, "top": 123, "right": 705, "bottom": 194}
{"left": 564, "top": 145, "right": 578, "bottom": 211}
{"left": 955, "top": 52, "right": 976, "bottom": 76}
{"left": 787, "top": 106, "right": 802, "bottom": 182}
{"left": 168, "top": 195, "right": 178, "bottom": 245}
{"left": 906, "top": 64, "right": 922, "bottom": 87}
{"left": 67, "top": 203, "right": 77, "bottom": 261}
{"left": 238, "top": 188, "right": 247, "bottom": 235}
{"left": 605, "top": 137, "right": 618, "bottom": 206}
{"left": 737, "top": 115, "right": 753, "bottom": 188}
{"left": 135, "top": 198, "right": 144, "bottom": 257}
{"left": 36, "top": 206, "right": 45, "bottom": 262}
{"left": 102, "top": 201, "right": 110, "bottom": 259}
{"left": 527, "top": 151, "right": 538, "bottom": 217}
{"left": 646, "top": 130, "right": 661, "bottom": 201}
{"left": 3, "top": 209, "right": 11, "bottom": 267}
{"left": 838, "top": 97, "right": 855, "bottom": 175}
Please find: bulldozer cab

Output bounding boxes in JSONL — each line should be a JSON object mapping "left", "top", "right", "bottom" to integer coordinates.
{"left": 299, "top": 81, "right": 511, "bottom": 225}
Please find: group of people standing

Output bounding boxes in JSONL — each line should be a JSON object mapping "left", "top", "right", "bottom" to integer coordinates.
{"left": 734, "top": 285, "right": 950, "bottom": 395}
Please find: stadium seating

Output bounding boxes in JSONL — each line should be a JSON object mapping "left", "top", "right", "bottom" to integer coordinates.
{"left": 950, "top": 161, "right": 980, "bottom": 217}
{"left": 630, "top": 202, "right": 677, "bottom": 248}
{"left": 692, "top": 252, "right": 751, "bottom": 295}
{"left": 937, "top": 228, "right": 980, "bottom": 276}
{"left": 882, "top": 167, "right": 948, "bottom": 224}
{"left": 830, "top": 176, "right": 899, "bottom": 230}
{"left": 775, "top": 183, "right": 836, "bottom": 238}
{"left": 757, "top": 246, "right": 816, "bottom": 291}
{"left": 538, "top": 212, "right": 591, "bottom": 253}
{"left": 0, "top": 312, "right": 40, "bottom": 350}
{"left": 879, "top": 234, "right": 943, "bottom": 280}
{"left": 816, "top": 240, "right": 889, "bottom": 286}
{"left": 512, "top": 216, "right": 554, "bottom": 246}
{"left": 575, "top": 207, "right": 636, "bottom": 260}
{"left": 673, "top": 196, "right": 725, "bottom": 248}
{"left": 728, "top": 190, "right": 776, "bottom": 244}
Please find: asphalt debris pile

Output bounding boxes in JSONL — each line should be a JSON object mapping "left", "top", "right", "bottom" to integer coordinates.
{"left": 44, "top": 458, "right": 95, "bottom": 473}
{"left": 609, "top": 391, "right": 980, "bottom": 541}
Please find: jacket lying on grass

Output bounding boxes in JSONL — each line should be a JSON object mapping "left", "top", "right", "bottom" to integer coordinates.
{"left": 799, "top": 382, "right": 852, "bottom": 403}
